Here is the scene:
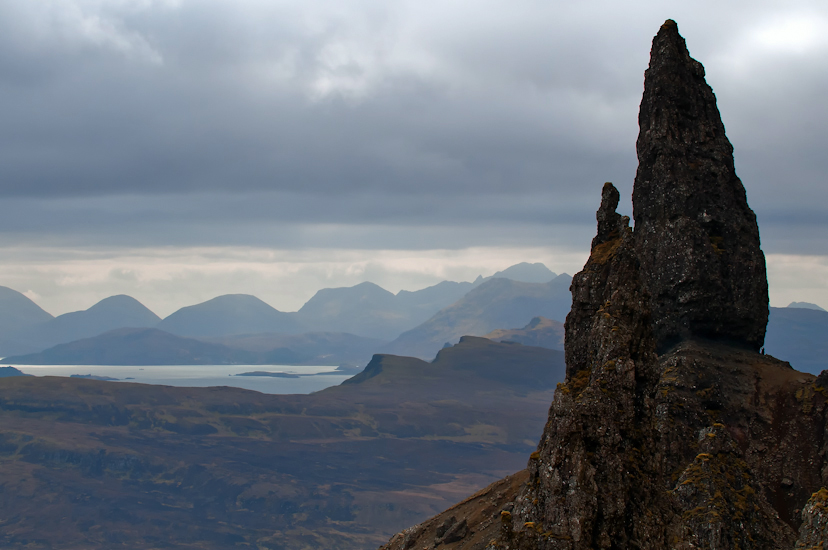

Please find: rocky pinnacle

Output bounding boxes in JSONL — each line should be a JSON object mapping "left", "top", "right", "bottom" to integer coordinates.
{"left": 633, "top": 19, "right": 768, "bottom": 352}
{"left": 378, "top": 22, "right": 822, "bottom": 550}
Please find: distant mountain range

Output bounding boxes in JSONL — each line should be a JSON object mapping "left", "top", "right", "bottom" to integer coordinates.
{"left": 0, "top": 294, "right": 160, "bottom": 356}
{"left": 0, "top": 263, "right": 559, "bottom": 360}
{"left": 787, "top": 301, "right": 827, "bottom": 312}
{"left": 157, "top": 294, "right": 300, "bottom": 338}
{"left": 381, "top": 275, "right": 572, "bottom": 359}
{"left": 473, "top": 262, "right": 557, "bottom": 284}
{"left": 4, "top": 328, "right": 252, "bottom": 366}
{"left": 293, "top": 281, "right": 473, "bottom": 340}
{"left": 0, "top": 286, "right": 53, "bottom": 332}
{"left": 0, "top": 286, "right": 55, "bottom": 355}
{"left": 3, "top": 328, "right": 391, "bottom": 367}
{"left": 1, "top": 265, "right": 825, "bottom": 375}
{"left": 484, "top": 316, "right": 565, "bottom": 350}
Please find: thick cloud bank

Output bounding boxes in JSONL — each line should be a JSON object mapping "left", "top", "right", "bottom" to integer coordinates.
{"left": 0, "top": 0, "right": 825, "bottom": 313}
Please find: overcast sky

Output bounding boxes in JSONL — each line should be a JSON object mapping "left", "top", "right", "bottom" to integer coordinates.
{"left": 0, "top": 0, "right": 826, "bottom": 317}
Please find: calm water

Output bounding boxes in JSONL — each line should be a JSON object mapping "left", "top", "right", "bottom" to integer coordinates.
{"left": 3, "top": 364, "right": 352, "bottom": 394}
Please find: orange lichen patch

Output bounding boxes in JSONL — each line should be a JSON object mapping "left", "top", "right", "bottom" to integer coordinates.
{"left": 807, "top": 488, "right": 828, "bottom": 510}
{"left": 589, "top": 238, "right": 622, "bottom": 265}
{"left": 568, "top": 368, "right": 592, "bottom": 397}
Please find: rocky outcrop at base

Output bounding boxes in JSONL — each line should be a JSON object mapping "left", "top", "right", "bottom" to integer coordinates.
{"left": 379, "top": 20, "right": 827, "bottom": 550}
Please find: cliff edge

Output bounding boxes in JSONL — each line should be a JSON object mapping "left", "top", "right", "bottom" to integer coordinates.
{"left": 380, "top": 20, "right": 828, "bottom": 550}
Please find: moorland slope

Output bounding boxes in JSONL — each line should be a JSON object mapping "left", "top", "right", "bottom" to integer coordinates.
{"left": 0, "top": 337, "right": 564, "bottom": 549}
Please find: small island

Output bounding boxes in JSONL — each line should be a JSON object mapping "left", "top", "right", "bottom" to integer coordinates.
{"left": 70, "top": 374, "right": 120, "bottom": 381}
{"left": 234, "top": 371, "right": 301, "bottom": 378}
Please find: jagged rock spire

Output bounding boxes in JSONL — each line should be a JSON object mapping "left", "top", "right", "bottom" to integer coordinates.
{"left": 593, "top": 182, "right": 622, "bottom": 249}
{"left": 379, "top": 22, "right": 811, "bottom": 550}
{"left": 633, "top": 19, "right": 768, "bottom": 352}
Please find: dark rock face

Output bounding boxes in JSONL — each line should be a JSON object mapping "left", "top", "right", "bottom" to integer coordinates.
{"left": 503, "top": 188, "right": 795, "bottom": 549}
{"left": 633, "top": 20, "right": 768, "bottom": 353}
{"left": 379, "top": 20, "right": 828, "bottom": 550}
{"left": 510, "top": 182, "right": 666, "bottom": 548}
{"left": 565, "top": 182, "right": 654, "bottom": 384}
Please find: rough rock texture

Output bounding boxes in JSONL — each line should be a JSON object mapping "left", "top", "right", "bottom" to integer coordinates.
{"left": 796, "top": 488, "right": 828, "bottom": 549}
{"left": 503, "top": 182, "right": 667, "bottom": 548}
{"left": 564, "top": 182, "right": 653, "bottom": 383}
{"left": 379, "top": 20, "right": 827, "bottom": 550}
{"left": 633, "top": 20, "right": 768, "bottom": 353}
{"left": 381, "top": 471, "right": 529, "bottom": 550}
{"left": 496, "top": 194, "right": 799, "bottom": 550}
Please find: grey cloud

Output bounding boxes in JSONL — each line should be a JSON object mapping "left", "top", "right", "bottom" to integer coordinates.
{"left": 0, "top": 191, "right": 598, "bottom": 251}
{"left": 0, "top": 0, "right": 825, "bottom": 255}
{"left": 0, "top": 189, "right": 819, "bottom": 257}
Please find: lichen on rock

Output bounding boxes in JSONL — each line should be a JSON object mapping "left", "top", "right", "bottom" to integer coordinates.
{"left": 796, "top": 488, "right": 828, "bottom": 549}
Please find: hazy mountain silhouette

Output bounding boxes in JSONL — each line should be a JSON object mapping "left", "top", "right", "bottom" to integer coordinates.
{"left": 0, "top": 286, "right": 55, "bottom": 356}
{"left": 392, "top": 280, "right": 476, "bottom": 321}
{"left": 0, "top": 263, "right": 556, "bottom": 357}
{"left": 155, "top": 279, "right": 478, "bottom": 342}
{"left": 4, "top": 328, "right": 256, "bottom": 365}
{"left": 787, "top": 301, "right": 827, "bottom": 312}
{"left": 382, "top": 275, "right": 572, "bottom": 359}
{"left": 296, "top": 280, "right": 475, "bottom": 340}
{"left": 5, "top": 327, "right": 388, "bottom": 367}
{"left": 764, "top": 306, "right": 828, "bottom": 374}
{"left": 42, "top": 295, "right": 160, "bottom": 341}
{"left": 1, "top": 295, "right": 160, "bottom": 357}
{"left": 0, "top": 286, "right": 53, "bottom": 331}
{"left": 291, "top": 264, "right": 555, "bottom": 341}
{"left": 157, "top": 294, "right": 302, "bottom": 338}
{"left": 473, "top": 262, "right": 557, "bottom": 284}
{"left": 484, "top": 316, "right": 565, "bottom": 350}
{"left": 296, "top": 282, "right": 402, "bottom": 340}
